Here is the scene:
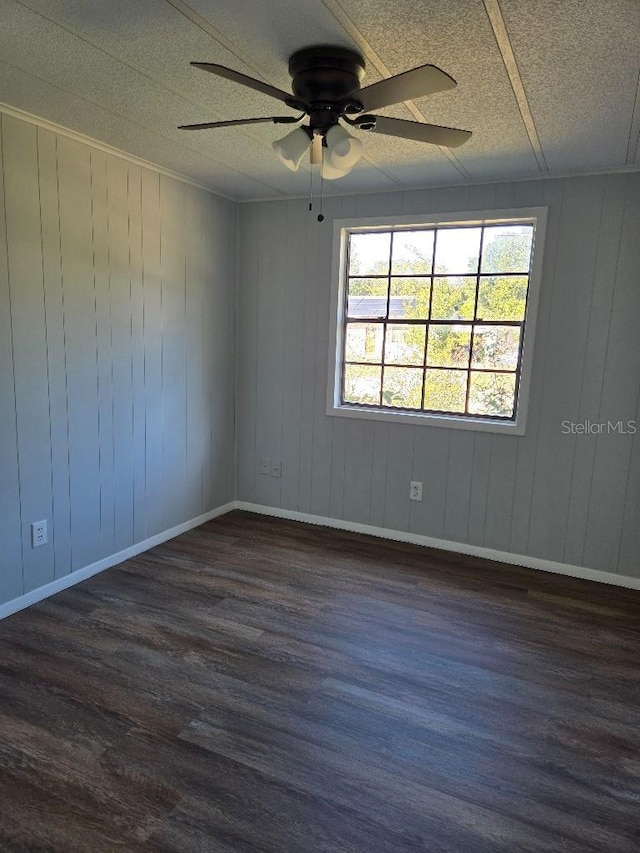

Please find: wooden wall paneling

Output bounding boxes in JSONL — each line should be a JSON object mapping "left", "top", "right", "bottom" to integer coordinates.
{"left": 0, "top": 114, "right": 23, "bottom": 601}
{"left": 618, "top": 404, "right": 640, "bottom": 577}
{"left": 369, "top": 423, "right": 390, "bottom": 529}
{"left": 140, "top": 169, "right": 164, "bottom": 538}
{"left": 56, "top": 135, "right": 102, "bottom": 571}
{"left": 224, "top": 201, "right": 237, "bottom": 503}
{"left": 199, "top": 191, "right": 214, "bottom": 511}
{"left": 528, "top": 177, "right": 606, "bottom": 561}
{"left": 328, "top": 416, "right": 347, "bottom": 521}
{"left": 483, "top": 436, "right": 519, "bottom": 552}
{"left": 493, "top": 181, "right": 516, "bottom": 209}
{"left": 408, "top": 426, "right": 449, "bottom": 538}
{"left": 508, "top": 178, "right": 561, "bottom": 556}
{"left": 206, "top": 194, "right": 234, "bottom": 509}
{"left": 399, "top": 187, "right": 434, "bottom": 216}
{"left": 384, "top": 422, "right": 417, "bottom": 534}
{"left": 37, "top": 128, "right": 72, "bottom": 578}
{"left": 160, "top": 175, "right": 187, "bottom": 528}
{"left": 562, "top": 174, "right": 629, "bottom": 566}
{"left": 235, "top": 204, "right": 259, "bottom": 503}
{"left": 339, "top": 193, "right": 386, "bottom": 525}
{"left": 2, "top": 116, "right": 54, "bottom": 592}
{"left": 443, "top": 431, "right": 475, "bottom": 544}
{"left": 106, "top": 155, "right": 134, "bottom": 552}
{"left": 254, "top": 201, "right": 284, "bottom": 508}
{"left": 127, "top": 165, "right": 146, "bottom": 544}
{"left": 291, "top": 198, "right": 316, "bottom": 515}
{"left": 467, "top": 433, "right": 491, "bottom": 546}
{"left": 88, "top": 148, "right": 115, "bottom": 561}
{"left": 213, "top": 194, "right": 231, "bottom": 505}
{"left": 280, "top": 199, "right": 306, "bottom": 511}
{"left": 584, "top": 173, "right": 640, "bottom": 572}
{"left": 615, "top": 177, "right": 640, "bottom": 577}
{"left": 310, "top": 194, "right": 345, "bottom": 518}
{"left": 343, "top": 419, "right": 375, "bottom": 525}
{"left": 0, "top": 113, "right": 237, "bottom": 610}
{"left": 2, "top": 121, "right": 49, "bottom": 583}
{"left": 325, "top": 195, "right": 360, "bottom": 520}
{"left": 235, "top": 172, "right": 639, "bottom": 581}
{"left": 296, "top": 197, "right": 323, "bottom": 516}
{"left": 184, "top": 186, "right": 205, "bottom": 520}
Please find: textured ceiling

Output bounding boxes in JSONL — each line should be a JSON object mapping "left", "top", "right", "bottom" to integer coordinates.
{"left": 0, "top": 0, "right": 638, "bottom": 200}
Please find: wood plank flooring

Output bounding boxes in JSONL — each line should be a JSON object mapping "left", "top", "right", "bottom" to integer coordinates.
{"left": 1, "top": 510, "right": 639, "bottom": 852}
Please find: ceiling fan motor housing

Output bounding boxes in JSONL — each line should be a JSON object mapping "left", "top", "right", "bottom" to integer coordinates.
{"left": 181, "top": 47, "right": 471, "bottom": 156}
{"left": 288, "top": 46, "right": 366, "bottom": 126}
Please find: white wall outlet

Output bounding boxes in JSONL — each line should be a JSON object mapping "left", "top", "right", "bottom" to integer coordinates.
{"left": 31, "top": 520, "right": 48, "bottom": 548}
{"left": 271, "top": 460, "right": 281, "bottom": 478}
{"left": 260, "top": 457, "right": 271, "bottom": 475}
{"left": 409, "top": 481, "right": 423, "bottom": 502}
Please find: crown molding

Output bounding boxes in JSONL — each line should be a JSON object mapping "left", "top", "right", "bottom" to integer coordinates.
{"left": 238, "top": 162, "right": 640, "bottom": 204}
{"left": 0, "top": 101, "right": 234, "bottom": 201}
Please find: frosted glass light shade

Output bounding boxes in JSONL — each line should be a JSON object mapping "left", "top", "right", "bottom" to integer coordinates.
{"left": 321, "top": 159, "right": 350, "bottom": 180}
{"left": 325, "top": 123, "right": 363, "bottom": 171}
{"left": 272, "top": 127, "right": 310, "bottom": 171}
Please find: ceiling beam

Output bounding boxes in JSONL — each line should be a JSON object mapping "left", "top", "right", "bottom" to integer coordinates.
{"left": 482, "top": 0, "right": 547, "bottom": 172}
{"left": 322, "top": 0, "right": 472, "bottom": 180}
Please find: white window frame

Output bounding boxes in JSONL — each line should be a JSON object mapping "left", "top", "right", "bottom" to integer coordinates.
{"left": 327, "top": 207, "right": 548, "bottom": 435}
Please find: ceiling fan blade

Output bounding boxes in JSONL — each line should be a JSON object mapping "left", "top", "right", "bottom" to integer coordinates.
{"left": 179, "top": 115, "right": 302, "bottom": 131}
{"left": 368, "top": 116, "right": 472, "bottom": 148}
{"left": 353, "top": 64, "right": 457, "bottom": 112}
{"left": 191, "top": 62, "right": 298, "bottom": 106}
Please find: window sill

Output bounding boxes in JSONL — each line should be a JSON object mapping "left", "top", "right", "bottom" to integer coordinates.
{"left": 327, "top": 402, "right": 526, "bottom": 435}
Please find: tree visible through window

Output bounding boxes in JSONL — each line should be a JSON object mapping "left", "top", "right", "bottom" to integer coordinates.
{"left": 341, "top": 221, "right": 535, "bottom": 421}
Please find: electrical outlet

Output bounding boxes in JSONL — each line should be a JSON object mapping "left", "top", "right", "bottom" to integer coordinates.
{"left": 271, "top": 460, "right": 281, "bottom": 478}
{"left": 261, "top": 457, "right": 271, "bottom": 475}
{"left": 31, "top": 520, "right": 48, "bottom": 548}
{"left": 409, "top": 481, "right": 423, "bottom": 502}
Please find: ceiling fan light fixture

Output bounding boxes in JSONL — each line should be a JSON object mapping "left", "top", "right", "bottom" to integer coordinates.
{"left": 272, "top": 126, "right": 311, "bottom": 171}
{"left": 325, "top": 123, "right": 363, "bottom": 171}
{"left": 321, "top": 158, "right": 350, "bottom": 181}
{"left": 186, "top": 47, "right": 472, "bottom": 184}
{"left": 310, "top": 133, "right": 323, "bottom": 166}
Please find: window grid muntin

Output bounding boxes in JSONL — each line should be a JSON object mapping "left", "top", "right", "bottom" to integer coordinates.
{"left": 341, "top": 222, "right": 532, "bottom": 421}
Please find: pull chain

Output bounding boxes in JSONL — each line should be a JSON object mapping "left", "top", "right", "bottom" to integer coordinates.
{"left": 317, "top": 167, "right": 325, "bottom": 222}
{"left": 308, "top": 135, "right": 325, "bottom": 222}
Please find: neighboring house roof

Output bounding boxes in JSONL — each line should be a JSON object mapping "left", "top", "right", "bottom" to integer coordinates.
{"left": 348, "top": 296, "right": 415, "bottom": 318}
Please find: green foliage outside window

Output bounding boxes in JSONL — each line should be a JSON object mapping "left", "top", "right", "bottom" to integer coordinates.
{"left": 342, "top": 223, "right": 533, "bottom": 419}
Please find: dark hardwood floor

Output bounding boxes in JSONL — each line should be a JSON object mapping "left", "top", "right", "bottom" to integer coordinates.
{"left": 1, "top": 510, "right": 639, "bottom": 852}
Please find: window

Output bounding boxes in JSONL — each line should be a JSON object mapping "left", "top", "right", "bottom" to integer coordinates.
{"left": 327, "top": 208, "right": 547, "bottom": 434}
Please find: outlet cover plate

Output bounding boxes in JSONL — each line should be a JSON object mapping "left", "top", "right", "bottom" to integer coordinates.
{"left": 31, "top": 520, "right": 48, "bottom": 548}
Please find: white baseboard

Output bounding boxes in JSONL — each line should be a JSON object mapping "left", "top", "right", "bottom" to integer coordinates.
{"left": 234, "top": 501, "right": 640, "bottom": 592}
{"left": 0, "top": 502, "right": 236, "bottom": 621}
{"left": 3, "top": 498, "right": 638, "bottom": 622}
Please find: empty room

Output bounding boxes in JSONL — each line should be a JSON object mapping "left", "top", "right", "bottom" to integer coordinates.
{"left": 0, "top": 1, "right": 639, "bottom": 850}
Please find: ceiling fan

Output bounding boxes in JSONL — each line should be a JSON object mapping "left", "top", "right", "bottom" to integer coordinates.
{"left": 179, "top": 46, "right": 471, "bottom": 180}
